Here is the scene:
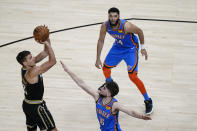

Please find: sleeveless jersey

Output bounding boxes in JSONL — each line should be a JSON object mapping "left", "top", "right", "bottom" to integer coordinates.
{"left": 21, "top": 68, "right": 44, "bottom": 100}
{"left": 96, "top": 97, "right": 122, "bottom": 131}
{"left": 106, "top": 19, "right": 139, "bottom": 49}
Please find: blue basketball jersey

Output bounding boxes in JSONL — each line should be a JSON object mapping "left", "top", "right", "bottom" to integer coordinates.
{"left": 106, "top": 19, "right": 139, "bottom": 49}
{"left": 96, "top": 97, "right": 122, "bottom": 131}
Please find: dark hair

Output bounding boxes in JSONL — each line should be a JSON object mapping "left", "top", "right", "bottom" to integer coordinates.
{"left": 106, "top": 81, "right": 119, "bottom": 97}
{"left": 16, "top": 51, "right": 31, "bottom": 66}
{"left": 108, "top": 7, "right": 120, "bottom": 15}
{"left": 97, "top": 81, "right": 119, "bottom": 97}
{"left": 98, "top": 81, "right": 119, "bottom": 97}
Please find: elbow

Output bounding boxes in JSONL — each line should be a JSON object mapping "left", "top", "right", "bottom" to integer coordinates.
{"left": 137, "top": 28, "right": 143, "bottom": 35}
{"left": 52, "top": 60, "right": 57, "bottom": 66}
{"left": 51, "top": 58, "right": 57, "bottom": 65}
{"left": 49, "top": 59, "right": 57, "bottom": 66}
{"left": 53, "top": 59, "right": 57, "bottom": 65}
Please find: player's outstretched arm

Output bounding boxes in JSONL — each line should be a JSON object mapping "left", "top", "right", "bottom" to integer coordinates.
{"left": 34, "top": 39, "right": 51, "bottom": 63}
{"left": 60, "top": 61, "right": 99, "bottom": 101}
{"left": 112, "top": 102, "right": 151, "bottom": 120}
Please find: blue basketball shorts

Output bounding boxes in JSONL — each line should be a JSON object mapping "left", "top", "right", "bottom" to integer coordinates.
{"left": 103, "top": 45, "right": 139, "bottom": 73}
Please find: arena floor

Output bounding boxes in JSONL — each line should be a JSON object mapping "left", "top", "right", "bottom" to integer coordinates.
{"left": 0, "top": 0, "right": 197, "bottom": 130}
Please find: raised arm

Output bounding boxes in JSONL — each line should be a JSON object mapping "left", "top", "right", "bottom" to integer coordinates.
{"left": 60, "top": 61, "right": 99, "bottom": 101}
{"left": 124, "top": 22, "right": 148, "bottom": 60}
{"left": 28, "top": 39, "right": 56, "bottom": 78}
{"left": 112, "top": 102, "right": 151, "bottom": 120}
{"left": 34, "top": 39, "right": 51, "bottom": 63}
{"left": 95, "top": 22, "right": 107, "bottom": 69}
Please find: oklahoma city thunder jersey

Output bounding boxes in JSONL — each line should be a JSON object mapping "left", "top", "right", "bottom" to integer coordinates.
{"left": 106, "top": 19, "right": 139, "bottom": 49}
{"left": 96, "top": 97, "right": 122, "bottom": 131}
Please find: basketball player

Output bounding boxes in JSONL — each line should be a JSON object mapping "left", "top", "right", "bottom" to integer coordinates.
{"left": 95, "top": 7, "right": 153, "bottom": 114}
{"left": 16, "top": 39, "right": 58, "bottom": 131}
{"left": 60, "top": 61, "right": 151, "bottom": 131}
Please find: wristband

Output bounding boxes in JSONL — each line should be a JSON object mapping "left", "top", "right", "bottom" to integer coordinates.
{"left": 141, "top": 44, "right": 145, "bottom": 49}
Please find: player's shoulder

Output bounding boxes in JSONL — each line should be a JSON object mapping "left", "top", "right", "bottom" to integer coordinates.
{"left": 28, "top": 66, "right": 40, "bottom": 77}
{"left": 111, "top": 98, "right": 118, "bottom": 107}
{"left": 30, "top": 66, "right": 40, "bottom": 72}
{"left": 100, "top": 21, "right": 108, "bottom": 32}
{"left": 125, "top": 20, "right": 137, "bottom": 28}
{"left": 104, "top": 21, "right": 108, "bottom": 24}
{"left": 112, "top": 97, "right": 118, "bottom": 102}
{"left": 95, "top": 95, "right": 102, "bottom": 104}
{"left": 101, "top": 21, "right": 108, "bottom": 27}
{"left": 124, "top": 20, "right": 132, "bottom": 26}
{"left": 123, "top": 21, "right": 135, "bottom": 33}
{"left": 111, "top": 100, "right": 120, "bottom": 112}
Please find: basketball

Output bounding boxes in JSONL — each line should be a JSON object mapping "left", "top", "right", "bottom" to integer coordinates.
{"left": 33, "top": 25, "right": 49, "bottom": 43}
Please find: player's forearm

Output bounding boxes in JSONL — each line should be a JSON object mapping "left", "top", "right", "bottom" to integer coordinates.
{"left": 35, "top": 52, "right": 47, "bottom": 63}
{"left": 43, "top": 43, "right": 49, "bottom": 55}
{"left": 96, "top": 40, "right": 104, "bottom": 60}
{"left": 46, "top": 44, "right": 56, "bottom": 65}
{"left": 67, "top": 70, "right": 84, "bottom": 86}
{"left": 41, "top": 44, "right": 49, "bottom": 59}
{"left": 137, "top": 29, "right": 144, "bottom": 45}
{"left": 129, "top": 110, "right": 146, "bottom": 119}
{"left": 65, "top": 68, "right": 92, "bottom": 94}
{"left": 35, "top": 45, "right": 48, "bottom": 63}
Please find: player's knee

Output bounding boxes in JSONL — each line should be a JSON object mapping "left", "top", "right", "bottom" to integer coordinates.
{"left": 102, "top": 65, "right": 106, "bottom": 71}
{"left": 128, "top": 72, "right": 138, "bottom": 81}
{"left": 103, "top": 66, "right": 109, "bottom": 71}
{"left": 50, "top": 128, "right": 58, "bottom": 131}
{"left": 102, "top": 66, "right": 111, "bottom": 78}
{"left": 102, "top": 66, "right": 111, "bottom": 73}
{"left": 27, "top": 126, "right": 37, "bottom": 131}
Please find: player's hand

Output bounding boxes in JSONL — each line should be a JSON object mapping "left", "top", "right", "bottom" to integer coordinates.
{"left": 141, "top": 49, "right": 148, "bottom": 60}
{"left": 95, "top": 59, "right": 102, "bottom": 69}
{"left": 60, "top": 61, "right": 68, "bottom": 72}
{"left": 41, "top": 38, "right": 51, "bottom": 45}
{"left": 141, "top": 115, "right": 152, "bottom": 120}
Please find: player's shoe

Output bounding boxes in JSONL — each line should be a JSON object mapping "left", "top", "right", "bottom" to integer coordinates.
{"left": 144, "top": 98, "right": 153, "bottom": 115}
{"left": 106, "top": 78, "right": 113, "bottom": 83}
